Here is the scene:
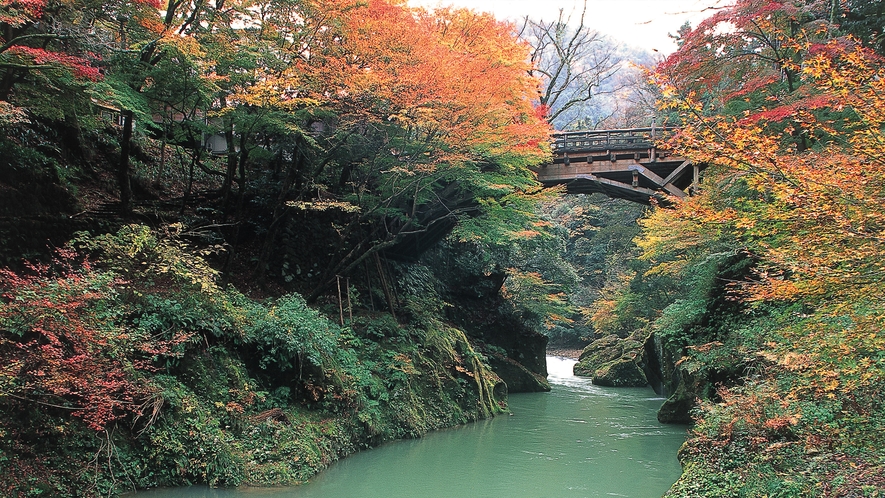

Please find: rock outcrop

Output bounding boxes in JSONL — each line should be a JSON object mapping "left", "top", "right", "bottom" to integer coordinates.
{"left": 443, "top": 270, "right": 550, "bottom": 393}
{"left": 486, "top": 351, "right": 550, "bottom": 393}
{"left": 574, "top": 332, "right": 649, "bottom": 387}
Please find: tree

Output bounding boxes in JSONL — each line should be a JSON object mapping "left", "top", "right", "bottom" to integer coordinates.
{"left": 518, "top": 0, "right": 622, "bottom": 129}
{"left": 0, "top": 0, "right": 104, "bottom": 130}
{"left": 649, "top": 11, "right": 885, "bottom": 490}
{"left": 654, "top": 0, "right": 885, "bottom": 355}
{"left": 265, "top": 0, "right": 552, "bottom": 299}
{"left": 660, "top": 39, "right": 885, "bottom": 305}
{"left": 0, "top": 0, "right": 182, "bottom": 213}
{"left": 656, "top": 0, "right": 835, "bottom": 111}
{"left": 840, "top": 0, "right": 885, "bottom": 55}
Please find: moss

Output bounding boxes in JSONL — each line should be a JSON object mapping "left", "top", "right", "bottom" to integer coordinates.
{"left": 591, "top": 357, "right": 648, "bottom": 387}
{"left": 0, "top": 229, "right": 509, "bottom": 497}
{"left": 573, "top": 334, "right": 648, "bottom": 387}
{"left": 657, "top": 380, "right": 696, "bottom": 425}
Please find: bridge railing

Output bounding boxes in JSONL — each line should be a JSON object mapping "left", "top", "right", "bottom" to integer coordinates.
{"left": 552, "top": 127, "right": 675, "bottom": 153}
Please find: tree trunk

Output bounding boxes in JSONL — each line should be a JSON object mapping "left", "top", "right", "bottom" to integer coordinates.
{"left": 221, "top": 121, "right": 237, "bottom": 206}
{"left": 118, "top": 109, "right": 134, "bottom": 214}
{"left": 375, "top": 252, "right": 397, "bottom": 321}
{"left": 254, "top": 144, "right": 301, "bottom": 284}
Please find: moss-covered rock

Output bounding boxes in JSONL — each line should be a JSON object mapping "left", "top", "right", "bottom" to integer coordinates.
{"left": 574, "top": 333, "right": 649, "bottom": 387}
{"left": 657, "top": 374, "right": 697, "bottom": 424}
{"left": 591, "top": 357, "right": 649, "bottom": 387}
{"left": 440, "top": 266, "right": 551, "bottom": 393}
{"left": 486, "top": 352, "right": 550, "bottom": 392}
{"left": 576, "top": 334, "right": 622, "bottom": 365}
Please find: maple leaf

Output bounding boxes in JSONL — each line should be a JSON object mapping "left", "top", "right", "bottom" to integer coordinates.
{"left": 6, "top": 46, "right": 101, "bottom": 81}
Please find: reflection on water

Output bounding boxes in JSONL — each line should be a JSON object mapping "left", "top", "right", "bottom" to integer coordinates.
{"left": 134, "top": 357, "right": 686, "bottom": 498}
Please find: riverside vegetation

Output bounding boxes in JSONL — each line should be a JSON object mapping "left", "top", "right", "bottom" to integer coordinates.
{"left": 3, "top": 0, "right": 885, "bottom": 497}
{"left": 1, "top": 226, "right": 512, "bottom": 495}
{"left": 0, "top": 0, "right": 554, "bottom": 495}
{"left": 566, "top": 1, "right": 885, "bottom": 495}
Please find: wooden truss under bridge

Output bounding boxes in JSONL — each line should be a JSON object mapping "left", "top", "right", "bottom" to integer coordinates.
{"left": 532, "top": 127, "right": 702, "bottom": 204}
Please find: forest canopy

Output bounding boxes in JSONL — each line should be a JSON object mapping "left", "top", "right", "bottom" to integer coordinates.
{"left": 4, "top": 0, "right": 885, "bottom": 496}
{"left": 0, "top": 1, "right": 558, "bottom": 495}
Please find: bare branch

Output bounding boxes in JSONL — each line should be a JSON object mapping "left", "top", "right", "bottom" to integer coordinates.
{"left": 520, "top": 0, "right": 624, "bottom": 129}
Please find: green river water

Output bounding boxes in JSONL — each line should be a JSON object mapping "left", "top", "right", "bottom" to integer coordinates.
{"left": 134, "top": 357, "right": 687, "bottom": 498}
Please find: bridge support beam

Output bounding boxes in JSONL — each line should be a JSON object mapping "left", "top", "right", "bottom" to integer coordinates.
{"left": 662, "top": 160, "right": 692, "bottom": 186}
{"left": 573, "top": 174, "right": 661, "bottom": 201}
{"left": 628, "top": 164, "right": 687, "bottom": 198}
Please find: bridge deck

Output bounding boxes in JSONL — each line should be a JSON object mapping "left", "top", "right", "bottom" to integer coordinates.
{"left": 533, "top": 127, "right": 699, "bottom": 204}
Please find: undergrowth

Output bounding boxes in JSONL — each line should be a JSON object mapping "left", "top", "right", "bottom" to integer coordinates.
{"left": 0, "top": 225, "right": 506, "bottom": 497}
{"left": 665, "top": 306, "right": 885, "bottom": 497}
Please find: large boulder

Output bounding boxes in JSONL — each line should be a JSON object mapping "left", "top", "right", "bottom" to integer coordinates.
{"left": 657, "top": 377, "right": 696, "bottom": 424}
{"left": 574, "top": 333, "right": 649, "bottom": 387}
{"left": 590, "top": 357, "right": 648, "bottom": 387}
{"left": 486, "top": 352, "right": 550, "bottom": 393}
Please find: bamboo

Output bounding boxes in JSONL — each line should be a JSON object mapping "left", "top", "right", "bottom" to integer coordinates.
{"left": 374, "top": 253, "right": 397, "bottom": 321}
{"left": 346, "top": 277, "right": 352, "bottom": 325}
{"left": 336, "top": 275, "right": 344, "bottom": 326}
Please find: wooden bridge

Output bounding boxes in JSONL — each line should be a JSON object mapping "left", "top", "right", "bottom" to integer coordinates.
{"left": 532, "top": 127, "right": 700, "bottom": 204}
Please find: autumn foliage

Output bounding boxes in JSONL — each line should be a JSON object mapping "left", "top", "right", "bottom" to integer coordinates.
{"left": 0, "top": 0, "right": 557, "bottom": 494}
{"left": 645, "top": 0, "right": 885, "bottom": 494}
{"left": 281, "top": 0, "right": 549, "bottom": 164}
{"left": 658, "top": 39, "right": 885, "bottom": 307}
{"left": 0, "top": 1, "right": 103, "bottom": 81}
{"left": 0, "top": 250, "right": 189, "bottom": 431}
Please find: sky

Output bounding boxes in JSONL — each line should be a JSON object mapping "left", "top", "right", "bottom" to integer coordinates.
{"left": 407, "top": 0, "right": 727, "bottom": 54}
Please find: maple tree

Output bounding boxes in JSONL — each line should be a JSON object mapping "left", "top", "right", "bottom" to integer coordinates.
{"left": 0, "top": 0, "right": 170, "bottom": 212}
{"left": 656, "top": 0, "right": 836, "bottom": 129}
{"left": 0, "top": 249, "right": 190, "bottom": 431}
{"left": 295, "top": 0, "right": 549, "bottom": 164}
{"left": 0, "top": 0, "right": 164, "bottom": 104}
{"left": 643, "top": 1, "right": 885, "bottom": 492}
{"left": 0, "top": 0, "right": 554, "bottom": 293}
{"left": 657, "top": 38, "right": 885, "bottom": 305}
{"left": 232, "top": 0, "right": 554, "bottom": 298}
{"left": 0, "top": 0, "right": 98, "bottom": 123}
{"left": 662, "top": 38, "right": 885, "bottom": 396}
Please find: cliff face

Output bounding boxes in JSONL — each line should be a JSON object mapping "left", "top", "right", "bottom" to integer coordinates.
{"left": 458, "top": 309, "right": 550, "bottom": 393}
{"left": 439, "top": 270, "right": 550, "bottom": 394}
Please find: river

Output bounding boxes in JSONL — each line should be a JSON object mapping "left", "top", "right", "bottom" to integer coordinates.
{"left": 134, "top": 357, "right": 686, "bottom": 498}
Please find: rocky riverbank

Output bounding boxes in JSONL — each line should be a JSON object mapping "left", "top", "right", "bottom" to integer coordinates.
{"left": 546, "top": 348, "right": 583, "bottom": 359}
